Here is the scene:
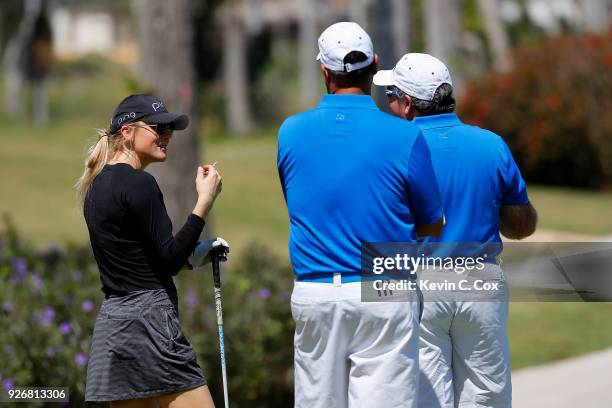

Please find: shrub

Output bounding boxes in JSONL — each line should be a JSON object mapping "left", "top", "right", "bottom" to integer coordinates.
{"left": 0, "top": 219, "right": 294, "bottom": 407}
{"left": 459, "top": 31, "right": 612, "bottom": 189}
{"left": 176, "top": 241, "right": 295, "bottom": 407}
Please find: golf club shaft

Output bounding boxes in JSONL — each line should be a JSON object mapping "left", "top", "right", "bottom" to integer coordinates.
{"left": 212, "top": 256, "right": 230, "bottom": 408}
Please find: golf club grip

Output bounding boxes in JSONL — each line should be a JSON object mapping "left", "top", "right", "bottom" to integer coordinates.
{"left": 210, "top": 254, "right": 230, "bottom": 406}
{"left": 210, "top": 252, "right": 230, "bottom": 407}
{"left": 212, "top": 256, "right": 222, "bottom": 289}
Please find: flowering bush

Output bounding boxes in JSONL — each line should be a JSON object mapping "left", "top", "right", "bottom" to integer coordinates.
{"left": 0, "top": 220, "right": 294, "bottom": 407}
{"left": 177, "top": 241, "right": 295, "bottom": 407}
{"left": 0, "top": 222, "right": 100, "bottom": 407}
{"left": 459, "top": 31, "right": 612, "bottom": 189}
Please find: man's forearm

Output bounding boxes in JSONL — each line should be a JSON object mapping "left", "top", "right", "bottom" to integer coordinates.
{"left": 416, "top": 217, "right": 445, "bottom": 238}
{"left": 500, "top": 203, "right": 537, "bottom": 240}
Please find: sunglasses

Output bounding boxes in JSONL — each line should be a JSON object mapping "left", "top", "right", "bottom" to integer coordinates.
{"left": 131, "top": 123, "right": 173, "bottom": 136}
{"left": 385, "top": 86, "right": 406, "bottom": 100}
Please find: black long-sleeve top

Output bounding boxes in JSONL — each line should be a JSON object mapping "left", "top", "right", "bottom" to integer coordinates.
{"left": 84, "top": 163, "right": 204, "bottom": 300}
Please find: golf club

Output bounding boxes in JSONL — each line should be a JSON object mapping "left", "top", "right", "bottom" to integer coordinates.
{"left": 210, "top": 246, "right": 230, "bottom": 408}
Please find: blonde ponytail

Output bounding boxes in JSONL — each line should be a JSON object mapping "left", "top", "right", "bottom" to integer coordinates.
{"left": 75, "top": 128, "right": 115, "bottom": 206}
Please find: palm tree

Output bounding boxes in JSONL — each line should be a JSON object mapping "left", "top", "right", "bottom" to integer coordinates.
{"left": 424, "top": 0, "right": 461, "bottom": 62}
{"left": 580, "top": 0, "right": 610, "bottom": 33}
{"left": 477, "top": 0, "right": 511, "bottom": 72}
{"left": 131, "top": 0, "right": 202, "bottom": 231}
{"left": 373, "top": 0, "right": 410, "bottom": 108}
{"left": 299, "top": 0, "right": 319, "bottom": 108}
{"left": 391, "top": 0, "right": 410, "bottom": 59}
{"left": 348, "top": 0, "right": 370, "bottom": 29}
{"left": 424, "top": 0, "right": 462, "bottom": 90}
{"left": 3, "top": 0, "right": 52, "bottom": 125}
{"left": 219, "top": 0, "right": 255, "bottom": 134}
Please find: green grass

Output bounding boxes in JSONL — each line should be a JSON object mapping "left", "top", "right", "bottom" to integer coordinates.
{"left": 207, "top": 135, "right": 289, "bottom": 257}
{"left": 1, "top": 59, "right": 612, "bottom": 371}
{"left": 528, "top": 186, "right": 612, "bottom": 236}
{"left": 2, "top": 127, "right": 611, "bottom": 251}
{"left": 509, "top": 302, "right": 612, "bottom": 369}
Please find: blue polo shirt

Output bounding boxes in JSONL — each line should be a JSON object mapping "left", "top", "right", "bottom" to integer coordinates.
{"left": 278, "top": 94, "right": 443, "bottom": 281}
{"left": 414, "top": 113, "right": 529, "bottom": 248}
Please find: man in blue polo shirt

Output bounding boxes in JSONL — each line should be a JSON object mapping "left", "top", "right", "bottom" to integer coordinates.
{"left": 277, "top": 23, "right": 444, "bottom": 408}
{"left": 374, "top": 53, "right": 537, "bottom": 408}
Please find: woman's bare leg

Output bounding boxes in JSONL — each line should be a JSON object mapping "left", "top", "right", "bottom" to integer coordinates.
{"left": 156, "top": 385, "right": 215, "bottom": 408}
{"left": 110, "top": 397, "right": 157, "bottom": 408}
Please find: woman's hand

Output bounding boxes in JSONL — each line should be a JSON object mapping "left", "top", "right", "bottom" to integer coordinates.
{"left": 192, "top": 164, "right": 222, "bottom": 219}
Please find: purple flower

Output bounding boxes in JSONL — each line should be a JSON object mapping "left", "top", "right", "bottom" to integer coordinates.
{"left": 40, "top": 307, "right": 55, "bottom": 327}
{"left": 74, "top": 352, "right": 87, "bottom": 366}
{"left": 10, "top": 258, "right": 27, "bottom": 284}
{"left": 280, "top": 291, "right": 291, "bottom": 302}
{"left": 73, "top": 270, "right": 83, "bottom": 281}
{"left": 186, "top": 290, "right": 198, "bottom": 309}
{"left": 3, "top": 345, "right": 14, "bottom": 356}
{"left": 81, "top": 300, "right": 94, "bottom": 312}
{"left": 2, "top": 301, "right": 13, "bottom": 314}
{"left": 258, "top": 288, "right": 271, "bottom": 300}
{"left": 3, "top": 378, "right": 14, "bottom": 390}
{"left": 47, "top": 243, "right": 61, "bottom": 254}
{"left": 59, "top": 322, "right": 71, "bottom": 335}
{"left": 31, "top": 272, "right": 43, "bottom": 290}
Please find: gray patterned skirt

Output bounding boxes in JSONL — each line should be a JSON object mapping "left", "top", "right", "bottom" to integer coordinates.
{"left": 85, "top": 289, "right": 206, "bottom": 402}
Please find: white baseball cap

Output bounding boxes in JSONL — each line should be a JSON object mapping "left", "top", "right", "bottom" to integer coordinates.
{"left": 316, "top": 22, "right": 374, "bottom": 73}
{"left": 373, "top": 53, "right": 453, "bottom": 101}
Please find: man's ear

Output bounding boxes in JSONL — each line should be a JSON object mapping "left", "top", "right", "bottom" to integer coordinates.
{"left": 373, "top": 53, "right": 379, "bottom": 74}
{"left": 321, "top": 64, "right": 333, "bottom": 93}
{"left": 320, "top": 64, "right": 329, "bottom": 81}
{"left": 404, "top": 95, "right": 413, "bottom": 119}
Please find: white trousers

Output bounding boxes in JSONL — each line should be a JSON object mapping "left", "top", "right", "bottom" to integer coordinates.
{"left": 291, "top": 280, "right": 421, "bottom": 408}
{"left": 418, "top": 265, "right": 511, "bottom": 408}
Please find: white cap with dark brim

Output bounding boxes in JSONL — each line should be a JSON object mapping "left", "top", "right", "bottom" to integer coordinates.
{"left": 374, "top": 53, "right": 453, "bottom": 101}
{"left": 316, "top": 22, "right": 374, "bottom": 73}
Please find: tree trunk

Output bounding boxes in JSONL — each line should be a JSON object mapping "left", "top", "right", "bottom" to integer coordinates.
{"left": 348, "top": 0, "right": 370, "bottom": 30}
{"left": 220, "top": 2, "right": 254, "bottom": 134}
{"left": 580, "top": 0, "right": 610, "bottom": 33}
{"left": 373, "top": 0, "right": 395, "bottom": 110}
{"left": 131, "top": 0, "right": 203, "bottom": 234}
{"left": 391, "top": 0, "right": 410, "bottom": 59}
{"left": 424, "top": 0, "right": 463, "bottom": 91}
{"left": 477, "top": 0, "right": 511, "bottom": 72}
{"left": 424, "top": 0, "right": 461, "bottom": 62}
{"left": 372, "top": 0, "right": 410, "bottom": 108}
{"left": 299, "top": 0, "right": 319, "bottom": 108}
{"left": 31, "top": 77, "right": 48, "bottom": 126}
{"left": 3, "top": 0, "right": 44, "bottom": 117}
{"left": 3, "top": 60, "right": 23, "bottom": 116}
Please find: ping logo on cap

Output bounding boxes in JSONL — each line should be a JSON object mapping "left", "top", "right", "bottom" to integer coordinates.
{"left": 152, "top": 101, "right": 165, "bottom": 112}
{"left": 116, "top": 112, "right": 136, "bottom": 126}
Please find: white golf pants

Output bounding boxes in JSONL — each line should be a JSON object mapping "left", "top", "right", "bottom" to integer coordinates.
{"left": 418, "top": 265, "right": 511, "bottom": 408}
{"left": 291, "top": 279, "right": 421, "bottom": 408}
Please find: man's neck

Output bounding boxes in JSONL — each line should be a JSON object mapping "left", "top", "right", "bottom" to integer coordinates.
{"left": 331, "top": 87, "right": 369, "bottom": 95}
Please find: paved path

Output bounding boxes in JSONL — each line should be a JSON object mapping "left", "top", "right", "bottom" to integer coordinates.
{"left": 504, "top": 228, "right": 601, "bottom": 242}
{"left": 512, "top": 348, "right": 612, "bottom": 407}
